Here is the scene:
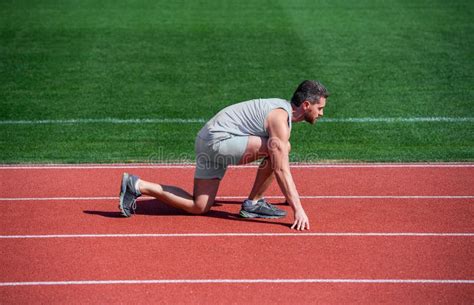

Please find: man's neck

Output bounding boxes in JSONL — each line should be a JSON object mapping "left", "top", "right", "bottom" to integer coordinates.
{"left": 291, "top": 104, "right": 304, "bottom": 123}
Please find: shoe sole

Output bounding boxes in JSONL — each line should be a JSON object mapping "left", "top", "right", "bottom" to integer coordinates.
{"left": 239, "top": 210, "right": 286, "bottom": 219}
{"left": 118, "top": 173, "right": 131, "bottom": 217}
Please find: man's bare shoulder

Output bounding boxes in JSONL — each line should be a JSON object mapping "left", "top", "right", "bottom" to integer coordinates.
{"left": 265, "top": 108, "right": 290, "bottom": 140}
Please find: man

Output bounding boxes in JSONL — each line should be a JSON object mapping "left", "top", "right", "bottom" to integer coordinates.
{"left": 119, "top": 80, "right": 329, "bottom": 230}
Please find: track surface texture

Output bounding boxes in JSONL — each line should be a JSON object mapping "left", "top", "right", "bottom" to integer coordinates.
{"left": 0, "top": 163, "right": 473, "bottom": 304}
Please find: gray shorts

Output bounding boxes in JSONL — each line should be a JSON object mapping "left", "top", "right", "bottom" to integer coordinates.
{"left": 194, "top": 135, "right": 249, "bottom": 180}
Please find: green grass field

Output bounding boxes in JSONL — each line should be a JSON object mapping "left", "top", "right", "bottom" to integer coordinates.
{"left": 1, "top": 0, "right": 473, "bottom": 163}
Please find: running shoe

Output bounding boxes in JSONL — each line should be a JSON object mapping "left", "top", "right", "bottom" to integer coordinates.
{"left": 118, "top": 173, "right": 141, "bottom": 217}
{"left": 239, "top": 198, "right": 287, "bottom": 219}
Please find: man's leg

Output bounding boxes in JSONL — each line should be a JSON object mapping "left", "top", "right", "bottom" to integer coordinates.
{"left": 246, "top": 141, "right": 291, "bottom": 200}
{"left": 138, "top": 178, "right": 220, "bottom": 214}
{"left": 238, "top": 136, "right": 269, "bottom": 165}
{"left": 238, "top": 136, "right": 277, "bottom": 200}
{"left": 238, "top": 136, "right": 273, "bottom": 200}
{"left": 237, "top": 136, "right": 286, "bottom": 218}
{"left": 247, "top": 157, "right": 274, "bottom": 201}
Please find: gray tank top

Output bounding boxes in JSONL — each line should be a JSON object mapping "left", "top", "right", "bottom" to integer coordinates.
{"left": 198, "top": 98, "right": 292, "bottom": 143}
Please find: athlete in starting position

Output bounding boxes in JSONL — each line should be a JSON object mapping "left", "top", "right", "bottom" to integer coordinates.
{"left": 119, "top": 80, "right": 329, "bottom": 230}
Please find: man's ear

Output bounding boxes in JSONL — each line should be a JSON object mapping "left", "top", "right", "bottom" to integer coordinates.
{"left": 302, "top": 100, "right": 311, "bottom": 110}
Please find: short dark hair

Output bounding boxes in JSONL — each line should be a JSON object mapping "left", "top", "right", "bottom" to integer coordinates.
{"left": 290, "top": 80, "right": 329, "bottom": 107}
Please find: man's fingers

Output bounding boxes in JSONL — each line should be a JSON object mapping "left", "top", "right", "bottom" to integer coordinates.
{"left": 291, "top": 219, "right": 310, "bottom": 230}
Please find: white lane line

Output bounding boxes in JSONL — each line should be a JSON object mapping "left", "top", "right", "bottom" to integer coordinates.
{"left": 0, "top": 197, "right": 117, "bottom": 201}
{"left": 1, "top": 232, "right": 473, "bottom": 239}
{"left": 0, "top": 278, "right": 472, "bottom": 286}
{"left": 1, "top": 163, "right": 473, "bottom": 169}
{"left": 323, "top": 117, "right": 474, "bottom": 123}
{"left": 0, "top": 118, "right": 207, "bottom": 125}
{"left": 220, "top": 195, "right": 474, "bottom": 200}
{"left": 0, "top": 195, "right": 473, "bottom": 202}
{"left": 1, "top": 117, "right": 473, "bottom": 125}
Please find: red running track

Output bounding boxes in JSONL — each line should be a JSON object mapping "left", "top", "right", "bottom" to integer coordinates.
{"left": 0, "top": 164, "right": 473, "bottom": 304}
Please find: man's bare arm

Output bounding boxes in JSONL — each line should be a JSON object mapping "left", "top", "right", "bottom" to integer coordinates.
{"left": 266, "top": 109, "right": 309, "bottom": 230}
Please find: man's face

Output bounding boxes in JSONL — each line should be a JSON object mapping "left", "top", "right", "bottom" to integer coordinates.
{"left": 304, "top": 97, "right": 327, "bottom": 124}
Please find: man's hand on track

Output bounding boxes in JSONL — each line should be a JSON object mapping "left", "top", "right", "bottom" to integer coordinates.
{"left": 291, "top": 209, "right": 310, "bottom": 230}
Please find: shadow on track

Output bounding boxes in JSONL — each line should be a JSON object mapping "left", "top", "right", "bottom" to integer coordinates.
{"left": 83, "top": 199, "right": 290, "bottom": 228}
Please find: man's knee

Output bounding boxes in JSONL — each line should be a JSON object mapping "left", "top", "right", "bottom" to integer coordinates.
{"left": 287, "top": 142, "right": 291, "bottom": 152}
{"left": 192, "top": 206, "right": 210, "bottom": 215}
{"left": 190, "top": 199, "right": 213, "bottom": 215}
